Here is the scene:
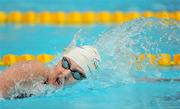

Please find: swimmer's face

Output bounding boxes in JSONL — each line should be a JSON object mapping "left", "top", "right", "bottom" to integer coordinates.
{"left": 50, "top": 57, "right": 86, "bottom": 87}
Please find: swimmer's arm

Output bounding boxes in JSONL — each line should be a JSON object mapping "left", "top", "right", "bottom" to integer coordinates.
{"left": 0, "top": 60, "right": 50, "bottom": 98}
{"left": 138, "top": 77, "right": 180, "bottom": 82}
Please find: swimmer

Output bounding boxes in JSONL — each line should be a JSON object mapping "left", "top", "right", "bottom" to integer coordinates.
{"left": 0, "top": 45, "right": 101, "bottom": 99}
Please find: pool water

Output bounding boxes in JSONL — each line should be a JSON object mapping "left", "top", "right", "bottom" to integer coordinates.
{"left": 0, "top": 0, "right": 179, "bottom": 12}
{"left": 0, "top": 18, "right": 180, "bottom": 109}
{"left": 0, "top": 0, "right": 180, "bottom": 109}
{"left": 0, "top": 82, "right": 180, "bottom": 109}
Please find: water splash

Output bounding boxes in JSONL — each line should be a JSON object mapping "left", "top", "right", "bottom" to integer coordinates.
{"left": 65, "top": 18, "right": 180, "bottom": 92}
{"left": 42, "top": 18, "right": 180, "bottom": 99}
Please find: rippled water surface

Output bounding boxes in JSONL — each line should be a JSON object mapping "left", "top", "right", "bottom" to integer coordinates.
{"left": 0, "top": 18, "right": 180, "bottom": 109}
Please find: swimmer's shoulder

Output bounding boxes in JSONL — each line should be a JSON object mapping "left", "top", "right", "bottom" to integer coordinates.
{"left": 6, "top": 60, "right": 41, "bottom": 69}
{"left": 4, "top": 60, "right": 49, "bottom": 75}
{"left": 20, "top": 60, "right": 49, "bottom": 73}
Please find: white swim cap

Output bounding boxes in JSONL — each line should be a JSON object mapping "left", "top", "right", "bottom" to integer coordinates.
{"left": 63, "top": 46, "right": 101, "bottom": 73}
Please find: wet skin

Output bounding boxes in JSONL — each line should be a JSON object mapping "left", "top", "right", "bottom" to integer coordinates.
{"left": 0, "top": 57, "right": 85, "bottom": 98}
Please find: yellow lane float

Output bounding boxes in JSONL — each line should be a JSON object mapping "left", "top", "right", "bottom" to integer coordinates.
{"left": 53, "top": 12, "right": 66, "bottom": 24}
{"left": 158, "top": 54, "right": 172, "bottom": 66}
{"left": 17, "top": 54, "right": 35, "bottom": 62}
{"left": 174, "top": 54, "right": 180, "bottom": 65}
{"left": 126, "top": 12, "right": 141, "bottom": 21}
{"left": 0, "top": 54, "right": 179, "bottom": 67}
{"left": 82, "top": 11, "right": 96, "bottom": 24}
{"left": 142, "top": 11, "right": 154, "bottom": 18}
{"left": 37, "top": 54, "right": 54, "bottom": 63}
{"left": 0, "top": 11, "right": 7, "bottom": 24}
{"left": 0, "top": 59, "right": 4, "bottom": 66}
{"left": 155, "top": 11, "right": 170, "bottom": 19}
{"left": 2, "top": 54, "right": 17, "bottom": 66}
{"left": 0, "top": 54, "right": 54, "bottom": 66}
{"left": 39, "top": 11, "right": 53, "bottom": 24}
{"left": 23, "top": 11, "right": 37, "bottom": 24}
{"left": 112, "top": 12, "right": 125, "bottom": 23}
{"left": 0, "top": 11, "right": 179, "bottom": 25}
{"left": 97, "top": 11, "right": 112, "bottom": 24}
{"left": 67, "top": 12, "right": 82, "bottom": 24}
{"left": 147, "top": 54, "right": 156, "bottom": 65}
{"left": 8, "top": 11, "right": 23, "bottom": 23}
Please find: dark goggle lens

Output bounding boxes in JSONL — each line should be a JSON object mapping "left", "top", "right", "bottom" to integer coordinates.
{"left": 62, "top": 58, "right": 70, "bottom": 69}
{"left": 71, "top": 72, "right": 86, "bottom": 80}
{"left": 62, "top": 57, "right": 86, "bottom": 80}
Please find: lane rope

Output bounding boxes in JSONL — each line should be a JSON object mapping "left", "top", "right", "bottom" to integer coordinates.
{"left": 0, "top": 54, "right": 179, "bottom": 66}
{"left": 0, "top": 11, "right": 179, "bottom": 25}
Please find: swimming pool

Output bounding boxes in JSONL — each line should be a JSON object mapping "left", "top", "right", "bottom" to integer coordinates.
{"left": 0, "top": 0, "right": 180, "bottom": 109}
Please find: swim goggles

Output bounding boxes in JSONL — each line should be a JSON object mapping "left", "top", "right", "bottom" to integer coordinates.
{"left": 62, "top": 57, "right": 87, "bottom": 80}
